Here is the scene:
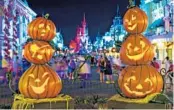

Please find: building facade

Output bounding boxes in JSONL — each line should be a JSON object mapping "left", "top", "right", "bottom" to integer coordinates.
{"left": 140, "top": 0, "right": 174, "bottom": 61}
{"left": 0, "top": 0, "right": 36, "bottom": 68}
{"left": 69, "top": 14, "right": 90, "bottom": 54}
{"left": 101, "top": 6, "right": 127, "bottom": 56}
{"left": 53, "top": 32, "right": 64, "bottom": 49}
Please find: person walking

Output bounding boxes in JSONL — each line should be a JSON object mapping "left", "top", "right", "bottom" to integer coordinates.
{"left": 163, "top": 56, "right": 170, "bottom": 72}
{"left": 68, "top": 58, "right": 76, "bottom": 79}
{"left": 104, "top": 57, "right": 113, "bottom": 84}
{"left": 99, "top": 56, "right": 105, "bottom": 83}
{"left": 163, "top": 57, "right": 172, "bottom": 92}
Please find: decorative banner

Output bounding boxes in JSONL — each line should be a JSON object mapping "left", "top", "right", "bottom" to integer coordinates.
{"left": 3, "top": 2, "right": 11, "bottom": 60}
{"left": 12, "top": 0, "right": 18, "bottom": 56}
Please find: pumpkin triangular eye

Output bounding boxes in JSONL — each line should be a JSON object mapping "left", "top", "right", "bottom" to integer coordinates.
{"left": 42, "top": 72, "right": 49, "bottom": 78}
{"left": 132, "top": 15, "right": 136, "bottom": 20}
{"left": 29, "top": 74, "right": 35, "bottom": 78}
{"left": 39, "top": 24, "right": 45, "bottom": 28}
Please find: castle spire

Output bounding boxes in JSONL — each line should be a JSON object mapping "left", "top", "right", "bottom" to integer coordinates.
{"left": 82, "top": 13, "right": 86, "bottom": 26}
{"left": 116, "top": 5, "right": 120, "bottom": 17}
{"left": 83, "top": 13, "right": 86, "bottom": 23}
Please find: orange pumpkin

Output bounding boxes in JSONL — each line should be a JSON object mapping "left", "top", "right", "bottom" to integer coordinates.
{"left": 24, "top": 41, "right": 55, "bottom": 64}
{"left": 27, "top": 16, "right": 56, "bottom": 41}
{"left": 120, "top": 34, "right": 154, "bottom": 65}
{"left": 19, "top": 65, "right": 62, "bottom": 99}
{"left": 123, "top": 7, "right": 148, "bottom": 34}
{"left": 118, "top": 65, "right": 163, "bottom": 98}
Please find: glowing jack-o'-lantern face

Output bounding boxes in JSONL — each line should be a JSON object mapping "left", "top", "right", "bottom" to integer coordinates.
{"left": 28, "top": 17, "right": 56, "bottom": 41}
{"left": 24, "top": 41, "right": 55, "bottom": 64}
{"left": 19, "top": 65, "right": 62, "bottom": 99}
{"left": 28, "top": 72, "right": 50, "bottom": 94}
{"left": 123, "top": 7, "right": 148, "bottom": 33}
{"left": 120, "top": 34, "right": 154, "bottom": 65}
{"left": 118, "top": 65, "right": 163, "bottom": 98}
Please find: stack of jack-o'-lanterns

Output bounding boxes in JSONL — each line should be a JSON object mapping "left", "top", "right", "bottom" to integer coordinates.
{"left": 118, "top": 6, "right": 163, "bottom": 98}
{"left": 19, "top": 14, "right": 62, "bottom": 99}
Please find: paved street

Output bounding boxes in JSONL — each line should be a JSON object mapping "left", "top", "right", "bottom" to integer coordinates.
{"left": 0, "top": 65, "right": 173, "bottom": 107}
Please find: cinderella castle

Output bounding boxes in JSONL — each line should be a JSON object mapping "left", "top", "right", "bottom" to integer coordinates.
{"left": 69, "top": 14, "right": 90, "bottom": 54}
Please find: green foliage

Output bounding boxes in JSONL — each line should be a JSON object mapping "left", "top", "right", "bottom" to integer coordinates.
{"left": 150, "top": 93, "right": 173, "bottom": 104}
{"left": 49, "top": 40, "right": 57, "bottom": 51}
{"left": 25, "top": 38, "right": 33, "bottom": 44}
{"left": 74, "top": 95, "right": 108, "bottom": 105}
{"left": 0, "top": 105, "right": 11, "bottom": 109}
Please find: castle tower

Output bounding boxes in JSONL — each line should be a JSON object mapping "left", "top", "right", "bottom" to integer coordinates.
{"left": 81, "top": 13, "right": 86, "bottom": 35}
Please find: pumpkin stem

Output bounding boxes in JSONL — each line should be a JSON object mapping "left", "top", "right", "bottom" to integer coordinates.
{"left": 45, "top": 13, "right": 49, "bottom": 19}
{"left": 128, "top": 0, "right": 135, "bottom": 8}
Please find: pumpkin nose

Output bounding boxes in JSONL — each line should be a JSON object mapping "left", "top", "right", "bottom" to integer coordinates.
{"left": 134, "top": 46, "right": 139, "bottom": 52}
{"left": 136, "top": 84, "right": 143, "bottom": 90}
{"left": 35, "top": 78, "right": 41, "bottom": 83}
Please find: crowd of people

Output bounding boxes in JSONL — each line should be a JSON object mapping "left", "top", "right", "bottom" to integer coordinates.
{"left": 0, "top": 54, "right": 173, "bottom": 92}
{"left": 49, "top": 54, "right": 91, "bottom": 80}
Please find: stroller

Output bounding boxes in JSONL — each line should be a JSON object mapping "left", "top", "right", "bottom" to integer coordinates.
{"left": 160, "top": 64, "right": 173, "bottom": 92}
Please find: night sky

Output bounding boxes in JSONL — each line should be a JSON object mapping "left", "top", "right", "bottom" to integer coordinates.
{"left": 27, "top": 0, "right": 140, "bottom": 46}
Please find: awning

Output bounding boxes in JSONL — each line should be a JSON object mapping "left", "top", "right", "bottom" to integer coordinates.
{"left": 150, "top": 32, "right": 173, "bottom": 43}
{"left": 153, "top": 0, "right": 162, "bottom": 3}
{"left": 149, "top": 18, "right": 164, "bottom": 29}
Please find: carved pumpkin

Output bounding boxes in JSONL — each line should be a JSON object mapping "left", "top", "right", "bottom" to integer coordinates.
{"left": 120, "top": 34, "right": 154, "bottom": 65}
{"left": 27, "top": 17, "right": 56, "bottom": 41}
{"left": 118, "top": 65, "right": 163, "bottom": 98}
{"left": 123, "top": 7, "right": 148, "bottom": 33}
{"left": 19, "top": 65, "right": 62, "bottom": 99}
{"left": 24, "top": 41, "right": 55, "bottom": 64}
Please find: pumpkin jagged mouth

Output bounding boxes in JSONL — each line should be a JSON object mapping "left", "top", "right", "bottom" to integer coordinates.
{"left": 30, "top": 77, "right": 50, "bottom": 94}
{"left": 124, "top": 83, "right": 154, "bottom": 97}
{"left": 126, "top": 47, "right": 149, "bottom": 61}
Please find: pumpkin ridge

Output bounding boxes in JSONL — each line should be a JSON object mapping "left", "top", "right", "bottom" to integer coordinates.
{"left": 146, "top": 46, "right": 151, "bottom": 63}
{"left": 33, "top": 18, "right": 44, "bottom": 39}
{"left": 41, "top": 19, "right": 51, "bottom": 41}
{"left": 130, "top": 66, "right": 137, "bottom": 97}
{"left": 35, "top": 65, "right": 40, "bottom": 99}
{"left": 36, "top": 20, "right": 45, "bottom": 40}
{"left": 49, "top": 65, "right": 60, "bottom": 97}
{"left": 42, "top": 65, "right": 56, "bottom": 97}
{"left": 47, "top": 66, "right": 57, "bottom": 97}
{"left": 40, "top": 41, "right": 51, "bottom": 63}
{"left": 47, "top": 20, "right": 54, "bottom": 41}
{"left": 27, "top": 65, "right": 37, "bottom": 98}
{"left": 153, "top": 66, "right": 158, "bottom": 93}
{"left": 28, "top": 42, "right": 37, "bottom": 63}
{"left": 24, "top": 44, "right": 30, "bottom": 63}
{"left": 28, "top": 18, "right": 38, "bottom": 37}
{"left": 120, "top": 67, "right": 128, "bottom": 95}
{"left": 41, "top": 65, "right": 49, "bottom": 98}
{"left": 140, "top": 10, "right": 145, "bottom": 33}
{"left": 19, "top": 65, "right": 33, "bottom": 97}
{"left": 29, "top": 42, "right": 43, "bottom": 64}
{"left": 139, "top": 65, "right": 143, "bottom": 91}
{"left": 142, "top": 10, "right": 148, "bottom": 32}
{"left": 146, "top": 65, "right": 151, "bottom": 93}
{"left": 44, "top": 49, "right": 48, "bottom": 63}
